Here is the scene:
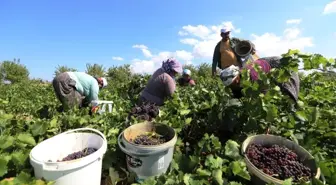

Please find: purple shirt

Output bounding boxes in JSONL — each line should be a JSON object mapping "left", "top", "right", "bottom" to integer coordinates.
{"left": 244, "top": 59, "right": 271, "bottom": 81}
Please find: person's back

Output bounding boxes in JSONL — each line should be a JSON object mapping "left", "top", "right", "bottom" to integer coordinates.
{"left": 67, "top": 72, "right": 99, "bottom": 102}
{"left": 141, "top": 68, "right": 175, "bottom": 105}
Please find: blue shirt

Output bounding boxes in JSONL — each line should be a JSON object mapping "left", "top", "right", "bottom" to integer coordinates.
{"left": 66, "top": 72, "right": 99, "bottom": 103}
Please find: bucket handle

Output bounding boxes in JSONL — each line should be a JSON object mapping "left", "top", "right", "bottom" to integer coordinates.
{"left": 59, "top": 127, "right": 107, "bottom": 144}
{"left": 319, "top": 172, "right": 326, "bottom": 184}
{"left": 118, "top": 132, "right": 169, "bottom": 157}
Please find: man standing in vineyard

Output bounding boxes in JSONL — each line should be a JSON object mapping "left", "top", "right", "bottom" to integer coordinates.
{"left": 52, "top": 72, "right": 108, "bottom": 112}
{"left": 177, "top": 69, "right": 196, "bottom": 86}
{"left": 219, "top": 57, "right": 300, "bottom": 102}
{"left": 138, "top": 58, "right": 183, "bottom": 106}
{"left": 212, "top": 27, "right": 258, "bottom": 76}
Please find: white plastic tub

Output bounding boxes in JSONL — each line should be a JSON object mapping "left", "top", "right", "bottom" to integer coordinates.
{"left": 29, "top": 128, "right": 107, "bottom": 185}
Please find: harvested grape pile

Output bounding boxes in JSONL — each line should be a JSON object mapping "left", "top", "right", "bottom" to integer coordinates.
{"left": 129, "top": 102, "right": 159, "bottom": 121}
{"left": 246, "top": 144, "right": 313, "bottom": 182}
{"left": 131, "top": 133, "right": 167, "bottom": 145}
{"left": 60, "top": 147, "right": 97, "bottom": 162}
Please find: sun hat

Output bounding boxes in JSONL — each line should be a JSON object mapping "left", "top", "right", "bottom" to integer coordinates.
{"left": 183, "top": 69, "right": 191, "bottom": 76}
{"left": 221, "top": 27, "right": 231, "bottom": 34}
{"left": 100, "top": 77, "right": 108, "bottom": 87}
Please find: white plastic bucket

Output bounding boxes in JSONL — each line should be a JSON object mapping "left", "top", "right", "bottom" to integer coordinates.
{"left": 29, "top": 128, "right": 107, "bottom": 185}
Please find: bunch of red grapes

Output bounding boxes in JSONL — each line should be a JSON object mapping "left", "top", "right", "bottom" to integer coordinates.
{"left": 246, "top": 144, "right": 313, "bottom": 182}
{"left": 60, "top": 147, "right": 97, "bottom": 162}
{"left": 129, "top": 102, "right": 159, "bottom": 121}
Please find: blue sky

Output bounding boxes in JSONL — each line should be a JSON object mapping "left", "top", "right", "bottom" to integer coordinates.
{"left": 0, "top": 0, "right": 335, "bottom": 81}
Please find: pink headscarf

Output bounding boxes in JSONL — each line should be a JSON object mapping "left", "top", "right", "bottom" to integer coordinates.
{"left": 162, "top": 58, "right": 183, "bottom": 74}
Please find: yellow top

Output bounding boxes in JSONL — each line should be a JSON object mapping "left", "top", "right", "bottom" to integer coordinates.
{"left": 220, "top": 40, "right": 239, "bottom": 69}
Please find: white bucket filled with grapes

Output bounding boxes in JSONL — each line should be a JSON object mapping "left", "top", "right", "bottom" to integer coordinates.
{"left": 241, "top": 134, "right": 325, "bottom": 185}
{"left": 29, "top": 128, "right": 107, "bottom": 185}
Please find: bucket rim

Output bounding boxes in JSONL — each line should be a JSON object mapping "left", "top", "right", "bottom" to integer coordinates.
{"left": 241, "top": 134, "right": 321, "bottom": 184}
{"left": 122, "top": 122, "right": 177, "bottom": 148}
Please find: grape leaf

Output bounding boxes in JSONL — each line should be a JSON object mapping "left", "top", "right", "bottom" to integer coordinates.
{"left": 109, "top": 167, "right": 121, "bottom": 185}
{"left": 185, "top": 118, "right": 192, "bottom": 124}
{"left": 0, "top": 135, "right": 14, "bottom": 149}
{"left": 0, "top": 158, "right": 8, "bottom": 177}
{"left": 230, "top": 161, "right": 251, "bottom": 180}
{"left": 17, "top": 133, "right": 36, "bottom": 146}
{"left": 183, "top": 174, "right": 191, "bottom": 185}
{"left": 205, "top": 154, "right": 224, "bottom": 169}
{"left": 49, "top": 118, "right": 58, "bottom": 128}
{"left": 0, "top": 113, "right": 13, "bottom": 120}
{"left": 212, "top": 169, "right": 224, "bottom": 185}
{"left": 11, "top": 151, "right": 28, "bottom": 167}
{"left": 229, "top": 182, "right": 242, "bottom": 185}
{"left": 140, "top": 178, "right": 156, "bottom": 185}
{"left": 225, "top": 140, "right": 241, "bottom": 160}
{"left": 180, "top": 109, "right": 191, "bottom": 115}
{"left": 295, "top": 111, "right": 307, "bottom": 121}
{"left": 34, "top": 179, "right": 47, "bottom": 185}
{"left": 282, "top": 178, "right": 292, "bottom": 185}
{"left": 196, "top": 168, "right": 211, "bottom": 176}
{"left": 31, "top": 122, "right": 48, "bottom": 136}
{"left": 13, "top": 172, "right": 32, "bottom": 184}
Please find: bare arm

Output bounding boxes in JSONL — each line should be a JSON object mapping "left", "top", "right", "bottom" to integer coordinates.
{"left": 212, "top": 43, "right": 220, "bottom": 76}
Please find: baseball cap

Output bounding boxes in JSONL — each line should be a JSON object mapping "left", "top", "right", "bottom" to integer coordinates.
{"left": 183, "top": 69, "right": 191, "bottom": 76}
{"left": 221, "top": 27, "right": 231, "bottom": 34}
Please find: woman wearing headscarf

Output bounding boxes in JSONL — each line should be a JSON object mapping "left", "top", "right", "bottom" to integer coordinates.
{"left": 52, "top": 71, "right": 108, "bottom": 112}
{"left": 138, "top": 58, "right": 183, "bottom": 106}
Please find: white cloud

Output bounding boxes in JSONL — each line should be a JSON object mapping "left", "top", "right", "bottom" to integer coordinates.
{"left": 130, "top": 59, "right": 156, "bottom": 74}
{"left": 284, "top": 28, "right": 301, "bottom": 39}
{"left": 323, "top": 1, "right": 336, "bottom": 14}
{"left": 132, "top": 44, "right": 153, "bottom": 58}
{"left": 251, "top": 27, "right": 314, "bottom": 57}
{"left": 175, "top": 50, "right": 194, "bottom": 61}
{"left": 130, "top": 46, "right": 193, "bottom": 74}
{"left": 180, "top": 38, "right": 199, "bottom": 45}
{"left": 286, "top": 19, "right": 302, "bottom": 24}
{"left": 178, "top": 21, "right": 241, "bottom": 59}
{"left": 178, "top": 31, "right": 188, "bottom": 36}
{"left": 180, "top": 25, "right": 212, "bottom": 40}
{"left": 112, "top": 56, "right": 124, "bottom": 61}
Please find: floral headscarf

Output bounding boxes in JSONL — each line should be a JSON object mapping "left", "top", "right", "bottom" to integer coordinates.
{"left": 162, "top": 58, "right": 183, "bottom": 74}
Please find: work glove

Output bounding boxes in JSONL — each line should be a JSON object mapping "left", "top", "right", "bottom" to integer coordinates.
{"left": 91, "top": 106, "right": 99, "bottom": 114}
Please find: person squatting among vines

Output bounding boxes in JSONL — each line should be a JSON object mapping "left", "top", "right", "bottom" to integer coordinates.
{"left": 138, "top": 58, "right": 183, "bottom": 106}
{"left": 220, "top": 56, "right": 300, "bottom": 102}
{"left": 212, "top": 27, "right": 259, "bottom": 76}
{"left": 177, "top": 69, "right": 196, "bottom": 86}
{"left": 52, "top": 72, "right": 108, "bottom": 112}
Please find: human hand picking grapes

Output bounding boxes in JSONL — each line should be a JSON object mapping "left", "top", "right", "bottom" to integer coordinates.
{"left": 91, "top": 106, "right": 99, "bottom": 114}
